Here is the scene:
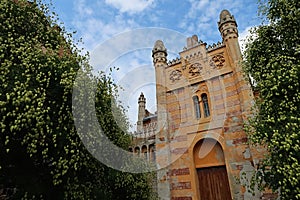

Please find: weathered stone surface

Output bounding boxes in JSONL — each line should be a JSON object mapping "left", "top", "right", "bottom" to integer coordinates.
{"left": 171, "top": 148, "right": 188, "bottom": 155}
{"left": 171, "top": 182, "right": 192, "bottom": 190}
{"left": 173, "top": 135, "right": 187, "bottom": 142}
{"left": 167, "top": 168, "right": 190, "bottom": 176}
{"left": 243, "top": 148, "right": 251, "bottom": 159}
{"left": 261, "top": 193, "right": 278, "bottom": 200}
{"left": 232, "top": 137, "right": 248, "bottom": 145}
{"left": 171, "top": 197, "right": 192, "bottom": 200}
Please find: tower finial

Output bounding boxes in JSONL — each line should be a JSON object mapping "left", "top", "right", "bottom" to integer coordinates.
{"left": 138, "top": 92, "right": 146, "bottom": 103}
{"left": 152, "top": 40, "right": 167, "bottom": 64}
{"left": 218, "top": 9, "right": 238, "bottom": 41}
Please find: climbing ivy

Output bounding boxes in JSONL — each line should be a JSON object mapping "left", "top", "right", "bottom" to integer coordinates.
{"left": 0, "top": 0, "right": 155, "bottom": 199}
{"left": 244, "top": 0, "right": 300, "bottom": 199}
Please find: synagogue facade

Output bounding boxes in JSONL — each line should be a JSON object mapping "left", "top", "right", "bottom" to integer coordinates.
{"left": 130, "top": 10, "right": 275, "bottom": 200}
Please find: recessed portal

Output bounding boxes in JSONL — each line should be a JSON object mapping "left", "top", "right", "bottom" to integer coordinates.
{"left": 194, "top": 139, "right": 232, "bottom": 200}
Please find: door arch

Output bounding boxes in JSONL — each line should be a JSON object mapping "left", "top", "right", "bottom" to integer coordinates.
{"left": 193, "top": 138, "right": 232, "bottom": 200}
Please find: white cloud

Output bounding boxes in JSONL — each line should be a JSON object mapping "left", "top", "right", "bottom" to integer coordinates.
{"left": 74, "top": 0, "right": 93, "bottom": 16}
{"left": 88, "top": 28, "right": 187, "bottom": 131}
{"left": 105, "top": 0, "right": 154, "bottom": 13}
{"left": 179, "top": 0, "right": 242, "bottom": 43}
{"left": 238, "top": 26, "right": 255, "bottom": 54}
{"left": 72, "top": 0, "right": 140, "bottom": 51}
{"left": 187, "top": 0, "right": 209, "bottom": 19}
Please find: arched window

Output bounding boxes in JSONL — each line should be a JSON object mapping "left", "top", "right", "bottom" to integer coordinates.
{"left": 134, "top": 147, "right": 140, "bottom": 155}
{"left": 149, "top": 144, "right": 155, "bottom": 162}
{"left": 142, "top": 145, "right": 147, "bottom": 159}
{"left": 201, "top": 93, "right": 210, "bottom": 117}
{"left": 193, "top": 96, "right": 201, "bottom": 119}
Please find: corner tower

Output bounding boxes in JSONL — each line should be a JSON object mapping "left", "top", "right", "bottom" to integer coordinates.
{"left": 218, "top": 9, "right": 253, "bottom": 114}
{"left": 152, "top": 40, "right": 167, "bottom": 65}
{"left": 218, "top": 9, "right": 241, "bottom": 62}
{"left": 152, "top": 40, "right": 171, "bottom": 199}
{"left": 152, "top": 40, "right": 168, "bottom": 135}
{"left": 218, "top": 9, "right": 238, "bottom": 41}
{"left": 137, "top": 92, "right": 146, "bottom": 132}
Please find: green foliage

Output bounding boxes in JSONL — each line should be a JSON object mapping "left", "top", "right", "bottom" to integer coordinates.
{"left": 0, "top": 0, "right": 156, "bottom": 199}
{"left": 244, "top": 0, "right": 300, "bottom": 199}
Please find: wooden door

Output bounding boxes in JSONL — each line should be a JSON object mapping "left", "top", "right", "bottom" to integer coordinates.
{"left": 197, "top": 166, "right": 232, "bottom": 200}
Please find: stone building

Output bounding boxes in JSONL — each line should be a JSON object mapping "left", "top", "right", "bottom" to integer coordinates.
{"left": 130, "top": 92, "right": 157, "bottom": 161}
{"left": 130, "top": 10, "right": 273, "bottom": 200}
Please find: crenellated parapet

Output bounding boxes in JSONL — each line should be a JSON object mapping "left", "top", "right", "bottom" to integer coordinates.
{"left": 181, "top": 50, "right": 204, "bottom": 61}
{"left": 206, "top": 41, "right": 225, "bottom": 52}
{"left": 167, "top": 57, "right": 181, "bottom": 66}
{"left": 158, "top": 31, "right": 233, "bottom": 89}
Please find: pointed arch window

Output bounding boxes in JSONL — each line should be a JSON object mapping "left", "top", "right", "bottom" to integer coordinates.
{"left": 202, "top": 93, "right": 210, "bottom": 117}
{"left": 193, "top": 96, "right": 201, "bottom": 119}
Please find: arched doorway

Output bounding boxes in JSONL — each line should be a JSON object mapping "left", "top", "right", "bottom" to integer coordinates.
{"left": 193, "top": 138, "right": 232, "bottom": 200}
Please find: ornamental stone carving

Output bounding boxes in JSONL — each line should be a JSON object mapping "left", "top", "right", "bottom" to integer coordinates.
{"left": 210, "top": 54, "right": 225, "bottom": 69}
{"left": 170, "top": 70, "right": 182, "bottom": 82}
{"left": 188, "top": 63, "right": 202, "bottom": 77}
{"left": 199, "top": 85, "right": 208, "bottom": 93}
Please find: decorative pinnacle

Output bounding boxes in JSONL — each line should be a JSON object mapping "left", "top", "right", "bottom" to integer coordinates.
{"left": 218, "top": 9, "right": 238, "bottom": 40}
{"left": 152, "top": 40, "right": 167, "bottom": 56}
{"left": 138, "top": 92, "right": 146, "bottom": 103}
{"left": 218, "top": 9, "right": 237, "bottom": 29}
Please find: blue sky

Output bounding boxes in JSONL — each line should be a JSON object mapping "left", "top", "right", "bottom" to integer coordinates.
{"left": 52, "top": 0, "right": 260, "bottom": 50}
{"left": 51, "top": 0, "right": 261, "bottom": 131}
